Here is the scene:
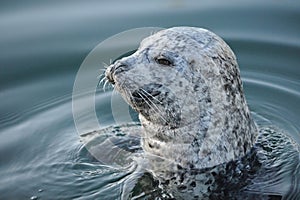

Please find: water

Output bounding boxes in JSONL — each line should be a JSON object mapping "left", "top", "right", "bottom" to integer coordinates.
{"left": 0, "top": 0, "right": 299, "bottom": 199}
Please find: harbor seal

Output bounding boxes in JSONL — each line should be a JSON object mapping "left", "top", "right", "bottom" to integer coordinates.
{"left": 103, "top": 27, "right": 298, "bottom": 199}
{"left": 105, "top": 27, "right": 257, "bottom": 167}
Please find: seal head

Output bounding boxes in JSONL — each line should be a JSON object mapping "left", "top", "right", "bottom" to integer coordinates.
{"left": 105, "top": 27, "right": 258, "bottom": 171}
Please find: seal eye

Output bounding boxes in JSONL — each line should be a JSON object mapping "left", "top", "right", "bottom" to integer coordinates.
{"left": 155, "top": 56, "right": 173, "bottom": 66}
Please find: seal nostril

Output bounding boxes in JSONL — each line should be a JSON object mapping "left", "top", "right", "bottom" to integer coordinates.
{"left": 105, "top": 62, "right": 128, "bottom": 84}
{"left": 107, "top": 76, "right": 115, "bottom": 84}
{"left": 105, "top": 66, "right": 115, "bottom": 84}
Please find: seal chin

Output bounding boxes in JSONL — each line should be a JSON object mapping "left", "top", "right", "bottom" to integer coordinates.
{"left": 128, "top": 83, "right": 182, "bottom": 128}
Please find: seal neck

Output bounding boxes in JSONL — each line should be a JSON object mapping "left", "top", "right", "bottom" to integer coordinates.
{"left": 139, "top": 112, "right": 258, "bottom": 169}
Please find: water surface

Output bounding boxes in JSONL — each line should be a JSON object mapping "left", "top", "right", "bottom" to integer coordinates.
{"left": 0, "top": 0, "right": 299, "bottom": 199}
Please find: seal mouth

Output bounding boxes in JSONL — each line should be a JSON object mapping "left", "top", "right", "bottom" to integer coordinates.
{"left": 131, "top": 83, "right": 163, "bottom": 104}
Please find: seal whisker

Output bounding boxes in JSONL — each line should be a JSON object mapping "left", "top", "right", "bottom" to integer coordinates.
{"left": 97, "top": 71, "right": 105, "bottom": 79}
{"left": 104, "top": 78, "right": 114, "bottom": 90}
{"left": 140, "top": 95, "right": 168, "bottom": 125}
{"left": 140, "top": 88, "right": 177, "bottom": 121}
{"left": 97, "top": 76, "right": 104, "bottom": 89}
{"left": 102, "top": 62, "right": 110, "bottom": 69}
{"left": 138, "top": 91, "right": 169, "bottom": 125}
{"left": 140, "top": 88, "right": 163, "bottom": 104}
{"left": 103, "top": 79, "right": 109, "bottom": 92}
{"left": 112, "top": 88, "right": 117, "bottom": 94}
{"left": 98, "top": 75, "right": 106, "bottom": 88}
{"left": 121, "top": 84, "right": 136, "bottom": 107}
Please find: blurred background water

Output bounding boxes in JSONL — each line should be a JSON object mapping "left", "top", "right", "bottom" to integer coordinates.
{"left": 0, "top": 0, "right": 299, "bottom": 199}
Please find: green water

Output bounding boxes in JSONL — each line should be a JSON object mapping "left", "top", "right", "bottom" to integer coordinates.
{"left": 0, "top": 0, "right": 299, "bottom": 199}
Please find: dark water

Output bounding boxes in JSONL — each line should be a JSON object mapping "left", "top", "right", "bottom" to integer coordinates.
{"left": 0, "top": 0, "right": 300, "bottom": 199}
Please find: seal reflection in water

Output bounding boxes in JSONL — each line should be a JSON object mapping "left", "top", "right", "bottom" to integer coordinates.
{"left": 104, "top": 27, "right": 299, "bottom": 199}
